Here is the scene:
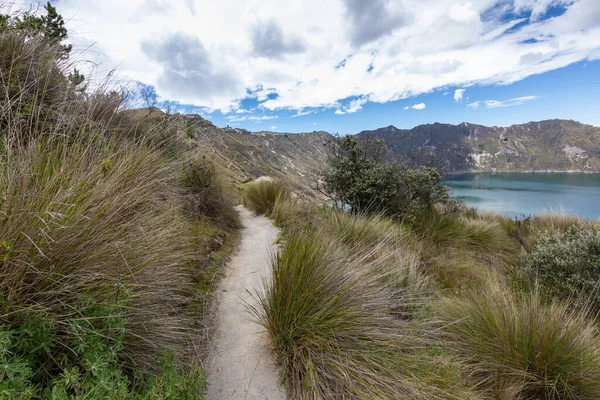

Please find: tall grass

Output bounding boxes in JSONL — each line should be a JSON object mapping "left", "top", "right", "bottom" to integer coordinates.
{"left": 181, "top": 158, "right": 241, "bottom": 229}
{"left": 243, "top": 179, "right": 288, "bottom": 215}
{"left": 253, "top": 215, "right": 482, "bottom": 399}
{"left": 439, "top": 283, "right": 600, "bottom": 399}
{"left": 0, "top": 28, "right": 237, "bottom": 395}
{"left": 255, "top": 229, "right": 413, "bottom": 398}
{"left": 412, "top": 207, "right": 519, "bottom": 289}
{"left": 271, "top": 196, "right": 298, "bottom": 228}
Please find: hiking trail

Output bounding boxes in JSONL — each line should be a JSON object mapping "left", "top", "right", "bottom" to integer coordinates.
{"left": 207, "top": 205, "right": 286, "bottom": 400}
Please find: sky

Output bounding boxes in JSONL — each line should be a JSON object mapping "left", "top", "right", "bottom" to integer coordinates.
{"left": 13, "top": 0, "right": 600, "bottom": 133}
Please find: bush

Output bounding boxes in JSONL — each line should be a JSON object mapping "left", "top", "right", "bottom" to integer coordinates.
{"left": 439, "top": 285, "right": 600, "bottom": 399}
{"left": 318, "top": 136, "right": 450, "bottom": 222}
{"left": 523, "top": 229, "right": 600, "bottom": 308}
{"left": 0, "top": 302, "right": 207, "bottom": 399}
{"left": 243, "top": 179, "right": 288, "bottom": 215}
{"left": 514, "top": 213, "right": 598, "bottom": 252}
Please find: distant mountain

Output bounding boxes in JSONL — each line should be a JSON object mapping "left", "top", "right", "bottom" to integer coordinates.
{"left": 155, "top": 112, "right": 600, "bottom": 198}
{"left": 357, "top": 119, "right": 600, "bottom": 172}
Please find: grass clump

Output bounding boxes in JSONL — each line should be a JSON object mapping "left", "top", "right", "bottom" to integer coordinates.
{"left": 255, "top": 229, "right": 413, "bottom": 398}
{"left": 271, "top": 196, "right": 299, "bottom": 228}
{"left": 181, "top": 158, "right": 241, "bottom": 229}
{"left": 254, "top": 220, "right": 476, "bottom": 399}
{"left": 243, "top": 179, "right": 289, "bottom": 215}
{"left": 439, "top": 284, "right": 600, "bottom": 399}
{"left": 411, "top": 208, "right": 519, "bottom": 289}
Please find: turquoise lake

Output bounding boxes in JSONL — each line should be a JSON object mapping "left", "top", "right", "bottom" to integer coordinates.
{"left": 445, "top": 173, "right": 600, "bottom": 220}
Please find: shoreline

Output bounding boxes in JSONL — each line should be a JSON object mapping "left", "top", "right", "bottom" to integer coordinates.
{"left": 447, "top": 170, "right": 600, "bottom": 175}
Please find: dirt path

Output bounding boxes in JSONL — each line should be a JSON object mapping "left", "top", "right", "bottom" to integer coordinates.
{"left": 207, "top": 206, "right": 286, "bottom": 400}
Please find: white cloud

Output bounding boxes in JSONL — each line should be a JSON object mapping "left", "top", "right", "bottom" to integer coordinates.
{"left": 270, "top": 125, "right": 277, "bottom": 130}
{"left": 454, "top": 88, "right": 466, "bottom": 103}
{"left": 335, "top": 96, "right": 369, "bottom": 114}
{"left": 225, "top": 114, "right": 278, "bottom": 122}
{"left": 292, "top": 108, "right": 318, "bottom": 117}
{"left": 35, "top": 0, "right": 600, "bottom": 112}
{"left": 484, "top": 96, "right": 539, "bottom": 108}
{"left": 513, "top": 0, "right": 572, "bottom": 22}
{"left": 403, "top": 106, "right": 409, "bottom": 110}
{"left": 411, "top": 103, "right": 426, "bottom": 110}
{"left": 467, "top": 101, "right": 480, "bottom": 109}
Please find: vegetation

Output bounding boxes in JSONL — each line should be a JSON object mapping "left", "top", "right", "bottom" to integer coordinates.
{"left": 3, "top": 4, "right": 600, "bottom": 400}
{"left": 254, "top": 136, "right": 600, "bottom": 399}
{"left": 318, "top": 136, "right": 450, "bottom": 221}
{"left": 440, "top": 285, "right": 600, "bottom": 399}
{"left": 242, "top": 179, "right": 289, "bottom": 216}
{"left": 0, "top": 6, "right": 239, "bottom": 398}
{"left": 253, "top": 218, "right": 471, "bottom": 399}
{"left": 523, "top": 229, "right": 600, "bottom": 309}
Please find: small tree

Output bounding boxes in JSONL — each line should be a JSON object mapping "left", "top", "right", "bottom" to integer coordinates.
{"left": 317, "top": 136, "right": 450, "bottom": 222}
{"left": 1, "top": 2, "right": 72, "bottom": 58}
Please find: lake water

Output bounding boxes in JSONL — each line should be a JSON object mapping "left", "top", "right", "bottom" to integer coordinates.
{"left": 445, "top": 173, "right": 600, "bottom": 220}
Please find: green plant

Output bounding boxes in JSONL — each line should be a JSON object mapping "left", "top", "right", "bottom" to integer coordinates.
{"left": 318, "top": 136, "right": 450, "bottom": 222}
{"left": 270, "top": 196, "right": 299, "bottom": 228}
{"left": 523, "top": 229, "right": 600, "bottom": 308}
{"left": 439, "top": 284, "right": 600, "bottom": 399}
{"left": 0, "top": 27, "right": 240, "bottom": 390}
{"left": 0, "top": 2, "right": 73, "bottom": 58}
{"left": 0, "top": 302, "right": 207, "bottom": 399}
{"left": 243, "top": 180, "right": 288, "bottom": 216}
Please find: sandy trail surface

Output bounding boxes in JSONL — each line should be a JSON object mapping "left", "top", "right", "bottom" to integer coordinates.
{"left": 207, "top": 206, "right": 286, "bottom": 400}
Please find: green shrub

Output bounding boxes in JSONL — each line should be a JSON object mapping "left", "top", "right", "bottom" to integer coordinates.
{"left": 243, "top": 180, "right": 288, "bottom": 215}
{"left": 523, "top": 229, "right": 600, "bottom": 308}
{"left": 440, "top": 285, "right": 600, "bottom": 399}
{"left": 0, "top": 300, "right": 206, "bottom": 399}
{"left": 513, "top": 213, "right": 597, "bottom": 251}
{"left": 319, "top": 136, "right": 450, "bottom": 222}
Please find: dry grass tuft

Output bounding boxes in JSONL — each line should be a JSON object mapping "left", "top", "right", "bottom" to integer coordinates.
{"left": 439, "top": 282, "right": 600, "bottom": 399}
{"left": 243, "top": 179, "right": 289, "bottom": 216}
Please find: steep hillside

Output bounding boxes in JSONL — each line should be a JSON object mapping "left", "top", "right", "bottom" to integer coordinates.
{"left": 358, "top": 119, "right": 600, "bottom": 172}
{"left": 176, "top": 114, "right": 333, "bottom": 199}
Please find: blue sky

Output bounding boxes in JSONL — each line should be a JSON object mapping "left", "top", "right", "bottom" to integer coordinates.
{"left": 186, "top": 60, "right": 600, "bottom": 133}
{"left": 42, "top": 0, "right": 600, "bottom": 133}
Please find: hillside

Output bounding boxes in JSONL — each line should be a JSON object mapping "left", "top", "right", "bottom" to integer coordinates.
{"left": 162, "top": 115, "right": 600, "bottom": 199}
{"left": 176, "top": 114, "right": 332, "bottom": 199}
{"left": 358, "top": 119, "right": 600, "bottom": 172}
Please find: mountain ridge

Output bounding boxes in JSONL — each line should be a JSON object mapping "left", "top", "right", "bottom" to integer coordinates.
{"left": 356, "top": 119, "right": 600, "bottom": 172}
{"left": 162, "top": 111, "right": 600, "bottom": 198}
